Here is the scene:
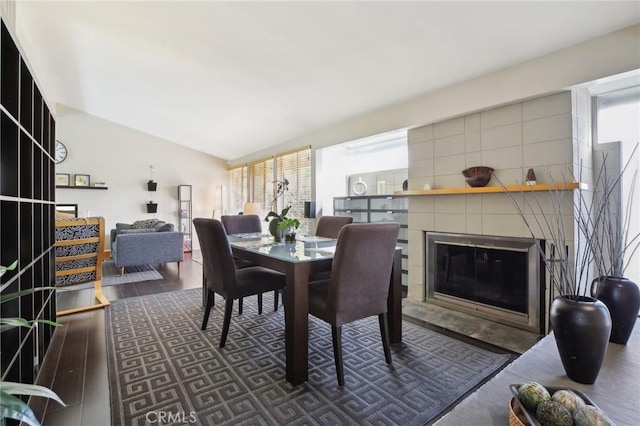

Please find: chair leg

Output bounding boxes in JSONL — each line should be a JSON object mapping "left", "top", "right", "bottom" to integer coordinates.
{"left": 258, "top": 293, "right": 263, "bottom": 315}
{"left": 273, "top": 290, "right": 279, "bottom": 312}
{"left": 379, "top": 313, "right": 392, "bottom": 365}
{"left": 177, "top": 261, "right": 181, "bottom": 276}
{"left": 201, "top": 289, "right": 215, "bottom": 330}
{"left": 220, "top": 298, "right": 234, "bottom": 348}
{"left": 331, "top": 325, "right": 345, "bottom": 388}
{"left": 238, "top": 297, "right": 243, "bottom": 315}
{"left": 119, "top": 267, "right": 124, "bottom": 276}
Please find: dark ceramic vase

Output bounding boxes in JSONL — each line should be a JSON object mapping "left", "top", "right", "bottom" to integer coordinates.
{"left": 591, "top": 276, "right": 640, "bottom": 345}
{"left": 550, "top": 295, "right": 611, "bottom": 384}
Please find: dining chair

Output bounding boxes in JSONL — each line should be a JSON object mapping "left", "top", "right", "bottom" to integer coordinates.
{"left": 220, "top": 214, "right": 280, "bottom": 314}
{"left": 193, "top": 218, "right": 286, "bottom": 348}
{"left": 308, "top": 222, "right": 400, "bottom": 387}
{"left": 314, "top": 216, "right": 354, "bottom": 239}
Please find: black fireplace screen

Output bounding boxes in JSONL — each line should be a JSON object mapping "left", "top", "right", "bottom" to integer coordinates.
{"left": 434, "top": 242, "right": 528, "bottom": 314}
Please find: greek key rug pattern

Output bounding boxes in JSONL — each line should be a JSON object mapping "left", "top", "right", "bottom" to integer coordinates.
{"left": 105, "top": 289, "right": 510, "bottom": 425}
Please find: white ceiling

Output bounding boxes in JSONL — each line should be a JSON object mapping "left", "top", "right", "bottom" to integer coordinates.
{"left": 14, "top": 1, "right": 640, "bottom": 161}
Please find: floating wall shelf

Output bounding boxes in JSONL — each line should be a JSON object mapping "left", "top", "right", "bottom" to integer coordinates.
{"left": 56, "top": 186, "right": 108, "bottom": 190}
{"left": 395, "top": 182, "right": 586, "bottom": 196}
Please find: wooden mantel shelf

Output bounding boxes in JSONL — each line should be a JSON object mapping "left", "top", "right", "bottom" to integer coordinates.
{"left": 394, "top": 182, "right": 586, "bottom": 196}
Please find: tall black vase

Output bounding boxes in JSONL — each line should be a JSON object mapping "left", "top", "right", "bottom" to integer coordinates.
{"left": 591, "top": 276, "right": 640, "bottom": 345}
{"left": 550, "top": 295, "right": 611, "bottom": 384}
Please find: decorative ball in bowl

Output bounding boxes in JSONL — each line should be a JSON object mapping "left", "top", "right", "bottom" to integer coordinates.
{"left": 462, "top": 166, "right": 494, "bottom": 187}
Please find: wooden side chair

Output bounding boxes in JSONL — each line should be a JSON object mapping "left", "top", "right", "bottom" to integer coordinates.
{"left": 308, "top": 222, "right": 400, "bottom": 387}
{"left": 54, "top": 217, "right": 109, "bottom": 316}
{"left": 193, "top": 218, "right": 286, "bottom": 347}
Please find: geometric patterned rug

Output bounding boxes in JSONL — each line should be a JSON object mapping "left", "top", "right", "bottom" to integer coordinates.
{"left": 105, "top": 288, "right": 511, "bottom": 425}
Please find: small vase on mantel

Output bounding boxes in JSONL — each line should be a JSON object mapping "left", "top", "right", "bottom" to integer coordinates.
{"left": 550, "top": 295, "right": 611, "bottom": 384}
{"left": 591, "top": 276, "right": 640, "bottom": 345}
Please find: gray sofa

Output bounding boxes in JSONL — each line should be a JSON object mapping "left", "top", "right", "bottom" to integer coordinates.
{"left": 110, "top": 219, "right": 184, "bottom": 274}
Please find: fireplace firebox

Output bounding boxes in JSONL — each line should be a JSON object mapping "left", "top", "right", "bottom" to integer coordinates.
{"left": 426, "top": 232, "right": 544, "bottom": 333}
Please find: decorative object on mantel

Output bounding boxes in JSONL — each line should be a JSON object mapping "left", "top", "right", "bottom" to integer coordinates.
{"left": 402, "top": 179, "right": 408, "bottom": 191}
{"left": 423, "top": 182, "right": 432, "bottom": 190}
{"left": 462, "top": 166, "right": 494, "bottom": 187}
{"left": 525, "top": 168, "right": 537, "bottom": 185}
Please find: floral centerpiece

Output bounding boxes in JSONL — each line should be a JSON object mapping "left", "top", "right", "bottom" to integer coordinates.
{"left": 264, "top": 177, "right": 299, "bottom": 242}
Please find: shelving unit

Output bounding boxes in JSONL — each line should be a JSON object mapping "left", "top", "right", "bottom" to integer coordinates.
{"left": 0, "top": 20, "right": 57, "bottom": 392}
{"left": 178, "top": 185, "right": 192, "bottom": 252}
{"left": 395, "top": 182, "right": 585, "bottom": 196}
{"left": 334, "top": 195, "right": 408, "bottom": 288}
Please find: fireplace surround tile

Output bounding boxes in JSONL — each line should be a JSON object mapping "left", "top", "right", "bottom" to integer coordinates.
{"left": 523, "top": 112, "right": 572, "bottom": 144}
{"left": 523, "top": 92, "right": 571, "bottom": 120}
{"left": 465, "top": 131, "right": 481, "bottom": 152}
{"left": 434, "top": 116, "right": 465, "bottom": 138}
{"left": 435, "top": 134, "right": 466, "bottom": 156}
{"left": 481, "top": 145, "right": 523, "bottom": 170}
{"left": 481, "top": 122, "right": 522, "bottom": 150}
{"left": 480, "top": 103, "right": 522, "bottom": 129}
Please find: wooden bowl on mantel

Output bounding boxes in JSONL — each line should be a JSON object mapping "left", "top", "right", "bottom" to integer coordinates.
{"left": 462, "top": 166, "right": 494, "bottom": 187}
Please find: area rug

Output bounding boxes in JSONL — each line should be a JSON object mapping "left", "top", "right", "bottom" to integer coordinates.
{"left": 105, "top": 289, "right": 511, "bottom": 426}
{"left": 57, "top": 261, "right": 163, "bottom": 291}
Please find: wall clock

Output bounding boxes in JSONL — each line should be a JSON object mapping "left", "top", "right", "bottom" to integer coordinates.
{"left": 55, "top": 140, "right": 68, "bottom": 164}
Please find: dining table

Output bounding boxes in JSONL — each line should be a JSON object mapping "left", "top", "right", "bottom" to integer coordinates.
{"left": 223, "top": 233, "right": 403, "bottom": 385}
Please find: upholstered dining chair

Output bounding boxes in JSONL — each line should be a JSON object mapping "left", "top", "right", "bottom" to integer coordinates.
{"left": 308, "top": 222, "right": 400, "bottom": 387}
{"left": 220, "top": 214, "right": 280, "bottom": 314}
{"left": 314, "top": 216, "right": 354, "bottom": 239}
{"left": 193, "top": 218, "right": 286, "bottom": 347}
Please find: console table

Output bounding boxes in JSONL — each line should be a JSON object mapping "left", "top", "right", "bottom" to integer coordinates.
{"left": 435, "top": 322, "right": 639, "bottom": 425}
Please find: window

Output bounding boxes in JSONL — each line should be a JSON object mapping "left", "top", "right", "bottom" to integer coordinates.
{"left": 228, "top": 165, "right": 248, "bottom": 215}
{"left": 236, "top": 147, "right": 312, "bottom": 234}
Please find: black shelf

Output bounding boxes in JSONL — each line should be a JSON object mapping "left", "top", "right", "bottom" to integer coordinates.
{"left": 56, "top": 186, "right": 108, "bottom": 190}
{"left": 1, "top": 19, "right": 56, "bottom": 398}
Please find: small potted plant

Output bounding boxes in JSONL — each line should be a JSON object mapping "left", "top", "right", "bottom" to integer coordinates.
{"left": 146, "top": 201, "right": 158, "bottom": 213}
{"left": 279, "top": 217, "right": 300, "bottom": 242}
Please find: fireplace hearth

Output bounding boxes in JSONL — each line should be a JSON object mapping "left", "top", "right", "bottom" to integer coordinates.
{"left": 426, "top": 232, "right": 545, "bottom": 333}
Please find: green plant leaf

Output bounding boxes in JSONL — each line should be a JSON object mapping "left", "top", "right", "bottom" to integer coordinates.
{"left": 0, "top": 318, "right": 62, "bottom": 333}
{"left": 1, "top": 382, "right": 65, "bottom": 405}
{"left": 0, "top": 317, "right": 31, "bottom": 332}
{"left": 0, "top": 390, "right": 40, "bottom": 426}
{"left": 0, "top": 260, "right": 18, "bottom": 271}
{"left": 0, "top": 287, "right": 56, "bottom": 304}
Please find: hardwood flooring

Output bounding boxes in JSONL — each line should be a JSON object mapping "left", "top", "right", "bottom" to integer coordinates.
{"left": 34, "top": 253, "right": 203, "bottom": 426}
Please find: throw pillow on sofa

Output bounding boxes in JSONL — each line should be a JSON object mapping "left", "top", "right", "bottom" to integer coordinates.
{"left": 132, "top": 219, "right": 159, "bottom": 229}
{"left": 156, "top": 223, "right": 175, "bottom": 232}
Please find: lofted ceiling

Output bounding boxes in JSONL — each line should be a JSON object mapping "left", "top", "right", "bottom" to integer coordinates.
{"left": 13, "top": 1, "right": 640, "bottom": 161}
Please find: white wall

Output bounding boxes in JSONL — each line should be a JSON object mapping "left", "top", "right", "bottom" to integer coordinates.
{"left": 230, "top": 24, "right": 640, "bottom": 167}
{"left": 55, "top": 106, "right": 229, "bottom": 250}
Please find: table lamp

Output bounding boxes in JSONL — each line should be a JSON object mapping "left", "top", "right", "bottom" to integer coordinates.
{"left": 243, "top": 202, "right": 262, "bottom": 216}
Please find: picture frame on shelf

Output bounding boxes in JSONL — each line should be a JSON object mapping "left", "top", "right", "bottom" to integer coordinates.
{"left": 74, "top": 174, "right": 90, "bottom": 187}
{"left": 56, "top": 173, "right": 70, "bottom": 186}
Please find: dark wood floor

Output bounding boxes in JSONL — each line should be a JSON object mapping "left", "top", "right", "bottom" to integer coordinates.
{"left": 33, "top": 253, "right": 203, "bottom": 426}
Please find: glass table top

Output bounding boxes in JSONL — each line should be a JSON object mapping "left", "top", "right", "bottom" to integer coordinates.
{"left": 228, "top": 234, "right": 337, "bottom": 263}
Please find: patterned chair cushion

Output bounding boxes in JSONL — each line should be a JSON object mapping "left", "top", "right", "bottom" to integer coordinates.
{"left": 55, "top": 217, "right": 105, "bottom": 287}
